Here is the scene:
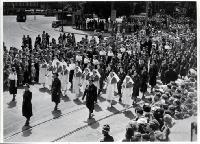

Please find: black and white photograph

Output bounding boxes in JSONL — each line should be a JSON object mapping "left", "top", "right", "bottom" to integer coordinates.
{"left": 2, "top": 0, "right": 198, "bottom": 142}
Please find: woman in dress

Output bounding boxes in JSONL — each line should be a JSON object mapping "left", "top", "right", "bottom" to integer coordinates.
{"left": 39, "top": 59, "right": 47, "bottom": 88}
{"left": 106, "top": 71, "right": 119, "bottom": 107}
{"left": 22, "top": 83, "right": 32, "bottom": 126}
{"left": 60, "top": 59, "right": 70, "bottom": 96}
{"left": 45, "top": 61, "right": 53, "bottom": 90}
{"left": 8, "top": 67, "right": 18, "bottom": 101}
{"left": 91, "top": 69, "right": 101, "bottom": 103}
{"left": 72, "top": 66, "right": 82, "bottom": 99}
{"left": 122, "top": 75, "right": 134, "bottom": 110}
{"left": 81, "top": 68, "right": 91, "bottom": 94}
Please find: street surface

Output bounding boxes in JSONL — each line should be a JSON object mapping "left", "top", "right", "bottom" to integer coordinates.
{"left": 3, "top": 15, "right": 197, "bottom": 142}
{"left": 3, "top": 15, "right": 96, "bottom": 50}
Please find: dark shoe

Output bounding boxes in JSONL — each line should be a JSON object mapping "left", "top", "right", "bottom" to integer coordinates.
{"left": 119, "top": 98, "right": 122, "bottom": 102}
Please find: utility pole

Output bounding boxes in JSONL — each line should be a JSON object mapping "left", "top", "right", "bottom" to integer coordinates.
{"left": 61, "top": 1, "right": 64, "bottom": 33}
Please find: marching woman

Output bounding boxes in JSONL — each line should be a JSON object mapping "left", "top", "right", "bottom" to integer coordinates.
{"left": 69, "top": 58, "right": 76, "bottom": 90}
{"left": 39, "top": 59, "right": 47, "bottom": 88}
{"left": 82, "top": 78, "right": 97, "bottom": 119}
{"left": 45, "top": 61, "right": 53, "bottom": 90}
{"left": 60, "top": 59, "right": 70, "bottom": 96}
{"left": 122, "top": 75, "right": 134, "bottom": 110}
{"left": 72, "top": 66, "right": 82, "bottom": 99}
{"left": 30, "top": 63, "right": 36, "bottom": 84}
{"left": 81, "top": 68, "right": 91, "bottom": 94}
{"left": 106, "top": 71, "right": 119, "bottom": 107}
{"left": 51, "top": 73, "right": 61, "bottom": 110}
{"left": 91, "top": 69, "right": 101, "bottom": 103}
{"left": 8, "top": 67, "right": 18, "bottom": 101}
{"left": 22, "top": 83, "right": 32, "bottom": 126}
{"left": 52, "top": 55, "right": 60, "bottom": 73}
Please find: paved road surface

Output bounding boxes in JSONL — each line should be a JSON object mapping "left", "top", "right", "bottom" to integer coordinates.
{"left": 3, "top": 15, "right": 96, "bottom": 50}
{"left": 3, "top": 15, "right": 197, "bottom": 142}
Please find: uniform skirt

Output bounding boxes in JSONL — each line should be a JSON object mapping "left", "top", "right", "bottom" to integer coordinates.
{"left": 9, "top": 80, "right": 17, "bottom": 94}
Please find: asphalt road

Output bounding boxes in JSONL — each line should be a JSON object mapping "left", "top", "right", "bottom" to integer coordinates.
{"left": 3, "top": 15, "right": 197, "bottom": 142}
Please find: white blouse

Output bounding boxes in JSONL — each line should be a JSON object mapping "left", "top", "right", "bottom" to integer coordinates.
{"left": 8, "top": 73, "right": 17, "bottom": 81}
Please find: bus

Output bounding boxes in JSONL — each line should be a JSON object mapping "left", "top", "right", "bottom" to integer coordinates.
{"left": 16, "top": 10, "right": 26, "bottom": 22}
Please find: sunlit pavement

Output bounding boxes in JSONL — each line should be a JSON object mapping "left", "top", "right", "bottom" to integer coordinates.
{"left": 3, "top": 15, "right": 197, "bottom": 142}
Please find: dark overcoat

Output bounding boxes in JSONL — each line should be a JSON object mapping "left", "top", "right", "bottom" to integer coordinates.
{"left": 22, "top": 90, "right": 32, "bottom": 118}
{"left": 149, "top": 64, "right": 158, "bottom": 87}
{"left": 51, "top": 77, "right": 61, "bottom": 103}
{"left": 82, "top": 84, "right": 97, "bottom": 112}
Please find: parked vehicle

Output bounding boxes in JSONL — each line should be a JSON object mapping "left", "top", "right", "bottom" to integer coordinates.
{"left": 52, "top": 20, "right": 62, "bottom": 28}
{"left": 16, "top": 10, "right": 26, "bottom": 22}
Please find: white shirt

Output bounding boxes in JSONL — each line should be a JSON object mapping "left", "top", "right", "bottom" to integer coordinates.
{"left": 8, "top": 73, "right": 17, "bottom": 80}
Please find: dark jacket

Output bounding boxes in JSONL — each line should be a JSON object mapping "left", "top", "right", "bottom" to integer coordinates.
{"left": 100, "top": 134, "right": 114, "bottom": 142}
{"left": 149, "top": 64, "right": 158, "bottom": 87}
{"left": 51, "top": 77, "right": 61, "bottom": 103}
{"left": 82, "top": 84, "right": 97, "bottom": 111}
{"left": 22, "top": 90, "right": 32, "bottom": 118}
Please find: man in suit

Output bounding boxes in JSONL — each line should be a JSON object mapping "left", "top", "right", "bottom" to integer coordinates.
{"left": 51, "top": 73, "right": 61, "bottom": 111}
{"left": 82, "top": 78, "right": 97, "bottom": 119}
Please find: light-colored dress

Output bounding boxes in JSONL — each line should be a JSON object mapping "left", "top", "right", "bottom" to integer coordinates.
{"left": 72, "top": 67, "right": 82, "bottom": 97}
{"left": 106, "top": 73, "right": 119, "bottom": 102}
{"left": 122, "top": 76, "right": 134, "bottom": 107}
{"left": 39, "top": 63, "right": 47, "bottom": 84}
{"left": 45, "top": 64, "right": 53, "bottom": 89}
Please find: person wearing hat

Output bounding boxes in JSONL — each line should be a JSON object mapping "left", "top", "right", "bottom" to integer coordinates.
{"left": 82, "top": 78, "right": 97, "bottom": 119}
{"left": 100, "top": 124, "right": 114, "bottom": 142}
{"left": 51, "top": 73, "right": 61, "bottom": 111}
{"left": 8, "top": 67, "right": 18, "bottom": 101}
{"left": 22, "top": 83, "right": 32, "bottom": 126}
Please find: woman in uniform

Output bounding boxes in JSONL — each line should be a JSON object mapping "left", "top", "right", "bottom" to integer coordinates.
{"left": 72, "top": 66, "right": 82, "bottom": 99}
{"left": 106, "top": 71, "right": 119, "bottom": 107}
{"left": 122, "top": 75, "right": 134, "bottom": 110}
{"left": 22, "top": 84, "right": 32, "bottom": 126}
{"left": 8, "top": 67, "right": 18, "bottom": 101}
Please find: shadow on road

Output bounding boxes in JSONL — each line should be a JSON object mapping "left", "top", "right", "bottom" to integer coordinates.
{"left": 94, "top": 104, "right": 103, "bottom": 112}
{"left": 85, "top": 118, "right": 100, "bottom": 129}
{"left": 98, "top": 96, "right": 106, "bottom": 102}
{"left": 73, "top": 98, "right": 83, "bottom": 105}
{"left": 107, "top": 106, "right": 120, "bottom": 114}
{"left": 61, "top": 95, "right": 70, "bottom": 102}
{"left": 123, "top": 110, "right": 136, "bottom": 120}
{"left": 52, "top": 109, "right": 62, "bottom": 119}
{"left": 22, "top": 125, "right": 32, "bottom": 137}
{"left": 111, "top": 100, "right": 118, "bottom": 106}
{"left": 119, "top": 101, "right": 125, "bottom": 107}
{"left": 39, "top": 87, "right": 47, "bottom": 93}
{"left": 7, "top": 101, "right": 17, "bottom": 108}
